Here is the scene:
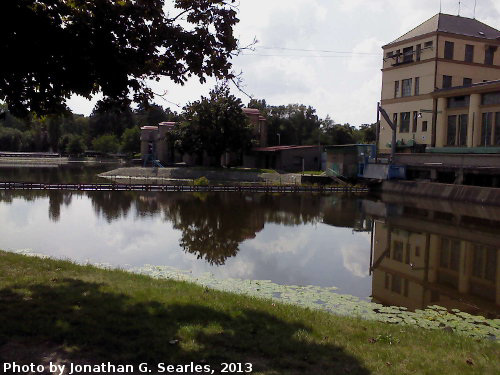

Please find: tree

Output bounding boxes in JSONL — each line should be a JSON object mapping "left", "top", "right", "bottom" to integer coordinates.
{"left": 134, "top": 104, "right": 180, "bottom": 127}
{"left": 0, "top": 0, "right": 240, "bottom": 117}
{"left": 121, "top": 127, "right": 141, "bottom": 155}
{"left": 175, "top": 86, "right": 252, "bottom": 166}
{"left": 248, "top": 101, "right": 322, "bottom": 146}
{"left": 354, "top": 123, "right": 377, "bottom": 143}
{"left": 92, "top": 134, "right": 120, "bottom": 154}
{"left": 0, "top": 127, "right": 23, "bottom": 151}
{"left": 88, "top": 101, "right": 135, "bottom": 139}
{"left": 66, "top": 135, "right": 86, "bottom": 156}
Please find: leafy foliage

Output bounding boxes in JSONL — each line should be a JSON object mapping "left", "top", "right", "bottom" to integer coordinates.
{"left": 120, "top": 127, "right": 141, "bottom": 155}
{"left": 0, "top": 0, "right": 240, "bottom": 117}
{"left": 248, "top": 99, "right": 377, "bottom": 147}
{"left": 174, "top": 86, "right": 252, "bottom": 166}
{"left": 66, "top": 135, "right": 86, "bottom": 156}
{"left": 92, "top": 134, "right": 120, "bottom": 154}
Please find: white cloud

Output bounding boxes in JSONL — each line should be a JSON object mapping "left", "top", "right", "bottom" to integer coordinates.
{"left": 66, "top": 0, "right": 500, "bottom": 126}
{"left": 340, "top": 235, "right": 371, "bottom": 278}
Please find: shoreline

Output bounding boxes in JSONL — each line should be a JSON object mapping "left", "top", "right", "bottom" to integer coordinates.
{"left": 0, "top": 250, "right": 498, "bottom": 375}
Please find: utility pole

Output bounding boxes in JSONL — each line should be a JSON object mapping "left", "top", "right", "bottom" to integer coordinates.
{"left": 377, "top": 103, "right": 397, "bottom": 164}
{"left": 375, "top": 102, "right": 380, "bottom": 163}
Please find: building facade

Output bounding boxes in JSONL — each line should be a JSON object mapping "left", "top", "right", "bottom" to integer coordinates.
{"left": 140, "top": 108, "right": 267, "bottom": 166}
{"left": 378, "top": 13, "right": 500, "bottom": 153}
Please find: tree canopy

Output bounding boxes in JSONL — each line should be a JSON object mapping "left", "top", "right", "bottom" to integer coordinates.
{"left": 248, "top": 99, "right": 376, "bottom": 146}
{"left": 0, "top": 0, "right": 240, "bottom": 117}
{"left": 174, "top": 86, "right": 252, "bottom": 166}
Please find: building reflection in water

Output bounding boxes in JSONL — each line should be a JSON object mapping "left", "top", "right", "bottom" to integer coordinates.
{"left": 365, "top": 195, "right": 500, "bottom": 318}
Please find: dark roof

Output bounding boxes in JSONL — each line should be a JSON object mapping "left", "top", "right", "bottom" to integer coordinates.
{"left": 252, "top": 145, "right": 319, "bottom": 152}
{"left": 386, "top": 13, "right": 500, "bottom": 47}
{"left": 432, "top": 79, "right": 500, "bottom": 97}
{"left": 324, "top": 144, "right": 373, "bottom": 149}
{"left": 437, "top": 13, "right": 500, "bottom": 40}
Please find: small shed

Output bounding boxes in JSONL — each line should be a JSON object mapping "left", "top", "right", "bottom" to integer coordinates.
{"left": 324, "top": 144, "right": 376, "bottom": 179}
{"left": 243, "top": 145, "right": 321, "bottom": 172}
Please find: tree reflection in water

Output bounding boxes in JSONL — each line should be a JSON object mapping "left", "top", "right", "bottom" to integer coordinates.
{"left": 0, "top": 191, "right": 340, "bottom": 265}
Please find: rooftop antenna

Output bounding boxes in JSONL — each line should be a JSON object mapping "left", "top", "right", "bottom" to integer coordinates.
{"left": 458, "top": 0, "right": 461, "bottom": 16}
{"left": 439, "top": 0, "right": 442, "bottom": 13}
{"left": 473, "top": 0, "right": 477, "bottom": 18}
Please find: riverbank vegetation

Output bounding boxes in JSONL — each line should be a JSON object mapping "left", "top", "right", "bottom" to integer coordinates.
{"left": 0, "top": 251, "right": 498, "bottom": 375}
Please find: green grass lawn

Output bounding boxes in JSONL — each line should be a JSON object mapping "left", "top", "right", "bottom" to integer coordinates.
{"left": 0, "top": 251, "right": 498, "bottom": 375}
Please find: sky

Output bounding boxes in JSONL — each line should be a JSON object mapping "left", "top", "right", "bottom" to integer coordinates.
{"left": 66, "top": 0, "right": 500, "bottom": 127}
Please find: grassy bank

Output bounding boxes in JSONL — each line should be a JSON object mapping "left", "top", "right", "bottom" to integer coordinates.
{"left": 0, "top": 251, "right": 498, "bottom": 375}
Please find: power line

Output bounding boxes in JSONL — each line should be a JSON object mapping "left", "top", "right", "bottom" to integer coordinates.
{"left": 259, "top": 46, "right": 381, "bottom": 56}
{"left": 240, "top": 52, "right": 381, "bottom": 58}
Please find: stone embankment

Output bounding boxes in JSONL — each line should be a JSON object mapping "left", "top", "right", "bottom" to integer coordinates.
{"left": 380, "top": 180, "right": 500, "bottom": 206}
{"left": 99, "top": 167, "right": 302, "bottom": 185}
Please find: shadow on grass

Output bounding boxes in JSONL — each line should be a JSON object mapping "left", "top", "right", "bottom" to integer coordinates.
{"left": 0, "top": 278, "right": 370, "bottom": 374}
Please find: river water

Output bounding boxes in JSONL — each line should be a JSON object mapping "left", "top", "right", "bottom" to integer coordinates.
{"left": 0, "top": 164, "right": 498, "bottom": 320}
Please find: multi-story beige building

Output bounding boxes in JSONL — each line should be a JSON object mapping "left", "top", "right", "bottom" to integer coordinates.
{"left": 378, "top": 13, "right": 500, "bottom": 153}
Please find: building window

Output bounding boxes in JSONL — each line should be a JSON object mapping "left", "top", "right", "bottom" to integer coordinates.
{"left": 440, "top": 238, "right": 460, "bottom": 271}
{"left": 481, "top": 112, "right": 500, "bottom": 146}
{"left": 496, "top": 113, "right": 500, "bottom": 146}
{"left": 403, "top": 279, "right": 409, "bottom": 297}
{"left": 414, "top": 77, "right": 420, "bottom": 95}
{"left": 402, "top": 78, "right": 412, "bottom": 97}
{"left": 395, "top": 49, "right": 401, "bottom": 64}
{"left": 447, "top": 114, "right": 468, "bottom": 146}
{"left": 463, "top": 78, "right": 472, "bottom": 86}
{"left": 393, "top": 240, "right": 404, "bottom": 261}
{"left": 422, "top": 121, "right": 428, "bottom": 132}
{"left": 412, "top": 111, "right": 418, "bottom": 132}
{"left": 391, "top": 274, "right": 402, "bottom": 293}
{"left": 386, "top": 51, "right": 393, "bottom": 59}
{"left": 400, "top": 112, "right": 410, "bottom": 133}
{"left": 394, "top": 81, "right": 400, "bottom": 98}
{"left": 458, "top": 114, "right": 468, "bottom": 146}
{"left": 393, "top": 113, "right": 398, "bottom": 128}
{"left": 403, "top": 46, "right": 414, "bottom": 63}
{"left": 465, "top": 44, "right": 474, "bottom": 62}
{"left": 485, "top": 46, "right": 496, "bottom": 65}
{"left": 482, "top": 91, "right": 500, "bottom": 105}
{"left": 481, "top": 112, "right": 493, "bottom": 146}
{"left": 447, "top": 115, "right": 457, "bottom": 145}
{"left": 472, "top": 245, "right": 497, "bottom": 281}
{"left": 443, "top": 75, "right": 452, "bottom": 88}
{"left": 416, "top": 44, "right": 421, "bottom": 61}
{"left": 444, "top": 41, "right": 454, "bottom": 59}
{"left": 424, "top": 41, "right": 433, "bottom": 48}
{"left": 447, "top": 95, "right": 470, "bottom": 108}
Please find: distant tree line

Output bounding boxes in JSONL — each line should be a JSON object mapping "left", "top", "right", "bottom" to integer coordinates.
{"left": 0, "top": 93, "right": 376, "bottom": 157}
{"left": 247, "top": 99, "right": 376, "bottom": 147}
{"left": 0, "top": 102, "right": 179, "bottom": 156}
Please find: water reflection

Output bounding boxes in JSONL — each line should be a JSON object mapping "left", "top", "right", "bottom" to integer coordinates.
{"left": 0, "top": 191, "right": 365, "bottom": 266}
{"left": 364, "top": 195, "right": 500, "bottom": 318}
{"left": 0, "top": 186, "right": 498, "bottom": 317}
{"left": 0, "top": 164, "right": 118, "bottom": 184}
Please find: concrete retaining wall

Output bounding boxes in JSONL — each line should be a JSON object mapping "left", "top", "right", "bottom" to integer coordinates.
{"left": 379, "top": 180, "right": 500, "bottom": 206}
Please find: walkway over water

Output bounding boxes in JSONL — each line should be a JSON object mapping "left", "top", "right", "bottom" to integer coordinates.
{"left": 0, "top": 182, "right": 368, "bottom": 193}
